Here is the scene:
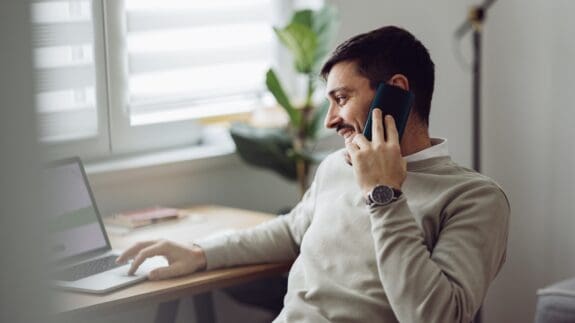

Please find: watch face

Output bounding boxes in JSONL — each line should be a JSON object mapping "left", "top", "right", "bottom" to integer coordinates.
{"left": 372, "top": 185, "right": 394, "bottom": 205}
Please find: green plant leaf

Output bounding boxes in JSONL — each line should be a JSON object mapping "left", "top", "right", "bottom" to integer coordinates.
{"left": 230, "top": 123, "right": 297, "bottom": 181}
{"left": 307, "top": 99, "right": 329, "bottom": 139}
{"left": 292, "top": 9, "right": 313, "bottom": 28}
{"left": 299, "top": 149, "right": 331, "bottom": 164}
{"left": 312, "top": 5, "right": 339, "bottom": 73}
{"left": 265, "top": 69, "right": 301, "bottom": 127}
{"left": 274, "top": 23, "right": 317, "bottom": 74}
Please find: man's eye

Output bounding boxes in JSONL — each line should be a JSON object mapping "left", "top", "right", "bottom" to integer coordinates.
{"left": 335, "top": 96, "right": 347, "bottom": 105}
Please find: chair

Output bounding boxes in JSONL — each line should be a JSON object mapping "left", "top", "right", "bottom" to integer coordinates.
{"left": 535, "top": 277, "right": 575, "bottom": 323}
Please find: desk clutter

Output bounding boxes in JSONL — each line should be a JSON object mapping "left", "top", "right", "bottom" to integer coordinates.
{"left": 104, "top": 206, "right": 186, "bottom": 229}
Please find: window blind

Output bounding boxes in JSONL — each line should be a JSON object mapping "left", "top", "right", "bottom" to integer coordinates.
{"left": 122, "top": 0, "right": 275, "bottom": 125}
{"left": 31, "top": 0, "right": 101, "bottom": 142}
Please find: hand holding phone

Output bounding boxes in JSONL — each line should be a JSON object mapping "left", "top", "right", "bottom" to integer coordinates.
{"left": 363, "top": 83, "right": 414, "bottom": 141}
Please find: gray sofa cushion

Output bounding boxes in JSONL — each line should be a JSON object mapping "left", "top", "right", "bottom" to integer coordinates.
{"left": 535, "top": 277, "right": 575, "bottom": 323}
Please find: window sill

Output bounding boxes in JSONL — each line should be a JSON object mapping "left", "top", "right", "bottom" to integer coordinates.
{"left": 85, "top": 126, "right": 236, "bottom": 176}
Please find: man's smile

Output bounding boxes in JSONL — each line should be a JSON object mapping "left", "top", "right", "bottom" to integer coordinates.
{"left": 337, "top": 125, "right": 356, "bottom": 141}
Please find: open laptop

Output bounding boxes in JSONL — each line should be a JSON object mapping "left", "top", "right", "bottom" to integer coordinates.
{"left": 44, "top": 157, "right": 167, "bottom": 294}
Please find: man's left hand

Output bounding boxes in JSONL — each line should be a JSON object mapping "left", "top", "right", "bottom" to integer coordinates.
{"left": 345, "top": 109, "right": 407, "bottom": 197}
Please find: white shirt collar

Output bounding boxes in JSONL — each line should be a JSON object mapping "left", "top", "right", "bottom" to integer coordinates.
{"left": 404, "top": 138, "right": 449, "bottom": 163}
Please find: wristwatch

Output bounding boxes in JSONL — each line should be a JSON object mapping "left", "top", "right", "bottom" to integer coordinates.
{"left": 366, "top": 185, "right": 402, "bottom": 207}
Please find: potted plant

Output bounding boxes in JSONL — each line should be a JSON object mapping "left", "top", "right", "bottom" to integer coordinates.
{"left": 230, "top": 5, "right": 339, "bottom": 197}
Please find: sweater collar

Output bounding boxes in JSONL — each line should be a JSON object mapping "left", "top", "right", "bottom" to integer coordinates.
{"left": 404, "top": 138, "right": 449, "bottom": 163}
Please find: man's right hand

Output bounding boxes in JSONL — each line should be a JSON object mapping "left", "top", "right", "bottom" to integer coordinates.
{"left": 116, "top": 240, "right": 207, "bottom": 280}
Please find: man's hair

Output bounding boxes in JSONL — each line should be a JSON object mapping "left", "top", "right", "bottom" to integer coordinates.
{"left": 321, "top": 26, "right": 435, "bottom": 125}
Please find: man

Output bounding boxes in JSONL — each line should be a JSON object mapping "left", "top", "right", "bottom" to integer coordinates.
{"left": 117, "top": 26, "right": 510, "bottom": 323}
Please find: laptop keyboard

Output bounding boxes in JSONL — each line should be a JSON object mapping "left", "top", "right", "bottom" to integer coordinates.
{"left": 55, "top": 255, "right": 123, "bottom": 281}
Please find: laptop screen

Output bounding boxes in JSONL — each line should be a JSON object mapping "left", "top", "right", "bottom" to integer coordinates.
{"left": 44, "top": 158, "right": 109, "bottom": 261}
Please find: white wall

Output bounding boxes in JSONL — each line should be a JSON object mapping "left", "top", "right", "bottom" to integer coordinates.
{"left": 547, "top": 0, "right": 575, "bottom": 284}
{"left": 482, "top": 1, "right": 575, "bottom": 322}
{"left": 89, "top": 154, "right": 301, "bottom": 217}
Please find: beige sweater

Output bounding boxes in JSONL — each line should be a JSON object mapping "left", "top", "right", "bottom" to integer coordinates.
{"left": 197, "top": 149, "right": 510, "bottom": 323}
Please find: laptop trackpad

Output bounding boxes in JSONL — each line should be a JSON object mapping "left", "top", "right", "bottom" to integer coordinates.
{"left": 56, "top": 256, "right": 169, "bottom": 294}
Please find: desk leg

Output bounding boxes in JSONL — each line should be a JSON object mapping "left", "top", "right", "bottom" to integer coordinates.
{"left": 193, "top": 292, "right": 216, "bottom": 323}
{"left": 155, "top": 300, "right": 180, "bottom": 323}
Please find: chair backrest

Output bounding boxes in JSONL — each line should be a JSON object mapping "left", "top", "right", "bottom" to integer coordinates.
{"left": 535, "top": 277, "right": 575, "bottom": 323}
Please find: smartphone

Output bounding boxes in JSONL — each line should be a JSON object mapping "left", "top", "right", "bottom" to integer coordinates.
{"left": 363, "top": 83, "right": 414, "bottom": 141}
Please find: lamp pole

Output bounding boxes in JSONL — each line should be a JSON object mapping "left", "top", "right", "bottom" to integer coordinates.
{"left": 455, "top": 0, "right": 496, "bottom": 173}
{"left": 471, "top": 7, "right": 484, "bottom": 172}
{"left": 454, "top": 1, "right": 497, "bottom": 322}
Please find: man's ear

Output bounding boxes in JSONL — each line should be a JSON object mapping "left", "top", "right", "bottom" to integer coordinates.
{"left": 387, "top": 74, "right": 410, "bottom": 91}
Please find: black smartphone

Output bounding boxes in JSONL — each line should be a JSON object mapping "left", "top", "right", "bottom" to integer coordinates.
{"left": 363, "top": 83, "right": 414, "bottom": 141}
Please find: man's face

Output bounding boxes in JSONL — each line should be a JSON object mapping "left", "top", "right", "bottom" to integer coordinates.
{"left": 324, "top": 61, "right": 376, "bottom": 143}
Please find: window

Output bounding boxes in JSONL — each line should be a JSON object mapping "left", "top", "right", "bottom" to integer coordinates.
{"left": 31, "top": 0, "right": 110, "bottom": 159}
{"left": 32, "top": 0, "right": 284, "bottom": 160}
{"left": 121, "top": 0, "right": 274, "bottom": 124}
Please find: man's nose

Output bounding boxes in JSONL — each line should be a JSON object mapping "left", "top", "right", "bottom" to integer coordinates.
{"left": 324, "top": 103, "right": 341, "bottom": 129}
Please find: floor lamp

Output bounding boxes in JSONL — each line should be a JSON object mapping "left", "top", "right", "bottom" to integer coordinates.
{"left": 455, "top": 1, "right": 497, "bottom": 322}
{"left": 455, "top": 0, "right": 497, "bottom": 172}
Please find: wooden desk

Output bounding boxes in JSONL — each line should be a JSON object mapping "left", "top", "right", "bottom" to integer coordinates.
{"left": 54, "top": 205, "right": 292, "bottom": 321}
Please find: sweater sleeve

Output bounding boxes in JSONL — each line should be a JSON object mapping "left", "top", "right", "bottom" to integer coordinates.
{"left": 369, "top": 182, "right": 510, "bottom": 323}
{"left": 194, "top": 175, "right": 319, "bottom": 270}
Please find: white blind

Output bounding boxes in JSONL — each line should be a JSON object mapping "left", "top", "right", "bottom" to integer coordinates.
{"left": 123, "top": 0, "right": 275, "bottom": 125}
{"left": 31, "top": 0, "right": 100, "bottom": 142}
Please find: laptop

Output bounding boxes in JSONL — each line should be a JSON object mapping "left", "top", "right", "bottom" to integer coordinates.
{"left": 44, "top": 157, "right": 167, "bottom": 294}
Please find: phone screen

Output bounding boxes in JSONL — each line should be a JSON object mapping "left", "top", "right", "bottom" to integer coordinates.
{"left": 363, "top": 83, "right": 414, "bottom": 141}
